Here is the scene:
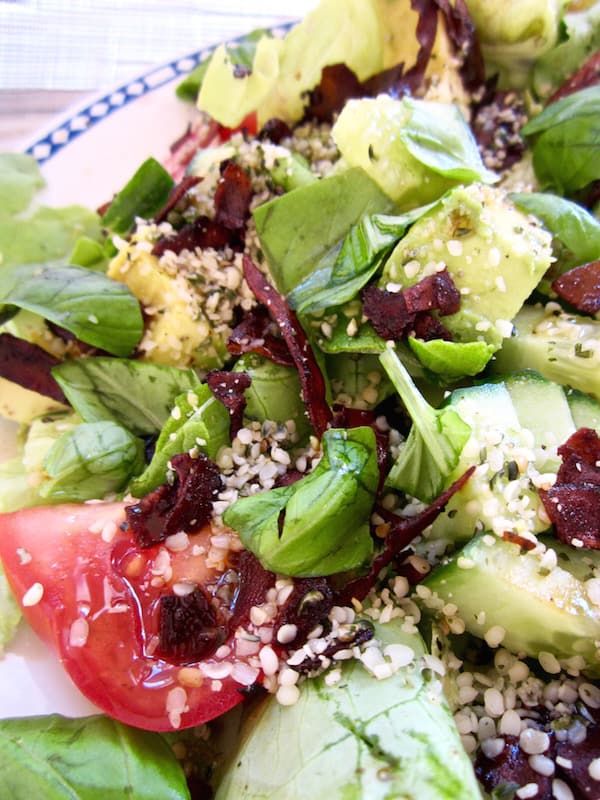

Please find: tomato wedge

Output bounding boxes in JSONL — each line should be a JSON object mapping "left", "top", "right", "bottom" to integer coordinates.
{"left": 0, "top": 502, "right": 262, "bottom": 731}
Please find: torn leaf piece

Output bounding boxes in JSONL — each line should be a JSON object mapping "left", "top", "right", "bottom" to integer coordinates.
{"left": 223, "top": 427, "right": 379, "bottom": 577}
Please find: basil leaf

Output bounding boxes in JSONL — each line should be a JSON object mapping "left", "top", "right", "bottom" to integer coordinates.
{"left": 215, "top": 621, "right": 482, "bottom": 800}
{"left": 0, "top": 205, "right": 102, "bottom": 269}
{"left": 408, "top": 338, "right": 496, "bottom": 381}
{"left": 511, "top": 192, "right": 600, "bottom": 268}
{"left": 521, "top": 86, "right": 600, "bottom": 136}
{"left": 101, "top": 157, "right": 174, "bottom": 235}
{"left": 52, "top": 358, "right": 201, "bottom": 436}
{"left": 129, "top": 384, "right": 230, "bottom": 496}
{"left": 399, "top": 98, "right": 497, "bottom": 184}
{"left": 40, "top": 421, "right": 144, "bottom": 502}
{"left": 176, "top": 28, "right": 272, "bottom": 101}
{"left": 223, "top": 427, "right": 378, "bottom": 577}
{"left": 381, "top": 347, "right": 471, "bottom": 502}
{"left": 291, "top": 206, "right": 434, "bottom": 313}
{"left": 253, "top": 167, "right": 396, "bottom": 295}
{"left": 233, "top": 354, "right": 312, "bottom": 442}
{"left": 0, "top": 153, "right": 45, "bottom": 215}
{"left": 521, "top": 86, "right": 600, "bottom": 194}
{"left": 0, "top": 263, "right": 143, "bottom": 357}
{"left": 0, "top": 714, "right": 190, "bottom": 800}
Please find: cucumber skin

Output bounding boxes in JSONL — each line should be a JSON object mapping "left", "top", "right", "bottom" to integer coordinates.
{"left": 423, "top": 533, "right": 600, "bottom": 677}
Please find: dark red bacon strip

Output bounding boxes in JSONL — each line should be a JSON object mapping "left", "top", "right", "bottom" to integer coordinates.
{"left": 154, "top": 175, "right": 202, "bottom": 224}
{"left": 227, "top": 306, "right": 295, "bottom": 367}
{"left": 337, "top": 466, "right": 475, "bottom": 605}
{"left": 125, "top": 452, "right": 222, "bottom": 548}
{"left": 206, "top": 369, "right": 252, "bottom": 439}
{"left": 362, "top": 269, "right": 460, "bottom": 341}
{"left": 0, "top": 332, "right": 67, "bottom": 404}
{"left": 552, "top": 261, "right": 600, "bottom": 316}
{"left": 158, "top": 588, "right": 225, "bottom": 664}
{"left": 540, "top": 428, "right": 600, "bottom": 549}
{"left": 151, "top": 216, "right": 232, "bottom": 257}
{"left": 242, "top": 255, "right": 333, "bottom": 438}
{"left": 214, "top": 161, "right": 253, "bottom": 232}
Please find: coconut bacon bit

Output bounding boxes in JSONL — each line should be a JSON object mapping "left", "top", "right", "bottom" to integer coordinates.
{"left": 125, "top": 452, "right": 222, "bottom": 548}
{"left": 539, "top": 428, "right": 600, "bottom": 550}
{"left": 552, "top": 261, "right": 600, "bottom": 317}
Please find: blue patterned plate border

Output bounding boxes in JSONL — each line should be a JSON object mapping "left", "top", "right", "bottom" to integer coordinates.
{"left": 26, "top": 23, "right": 293, "bottom": 165}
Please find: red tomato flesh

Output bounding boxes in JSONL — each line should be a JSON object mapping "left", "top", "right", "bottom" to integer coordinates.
{"left": 0, "top": 502, "right": 260, "bottom": 731}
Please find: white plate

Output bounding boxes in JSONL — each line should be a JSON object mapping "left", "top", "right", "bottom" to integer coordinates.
{"left": 0, "top": 25, "right": 301, "bottom": 721}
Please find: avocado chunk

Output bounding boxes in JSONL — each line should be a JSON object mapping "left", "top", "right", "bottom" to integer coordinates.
{"left": 381, "top": 184, "right": 553, "bottom": 355}
{"left": 213, "top": 620, "right": 482, "bottom": 799}
{"left": 427, "top": 371, "right": 582, "bottom": 544}
{"left": 423, "top": 532, "right": 600, "bottom": 677}
{"left": 492, "top": 303, "right": 600, "bottom": 401}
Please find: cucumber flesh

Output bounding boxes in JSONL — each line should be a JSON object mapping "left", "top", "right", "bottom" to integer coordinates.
{"left": 423, "top": 533, "right": 600, "bottom": 677}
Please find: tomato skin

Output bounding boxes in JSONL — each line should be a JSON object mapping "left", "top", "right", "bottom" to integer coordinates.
{"left": 0, "top": 503, "right": 255, "bottom": 731}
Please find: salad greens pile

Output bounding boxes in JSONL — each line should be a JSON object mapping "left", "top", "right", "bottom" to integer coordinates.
{"left": 1, "top": 0, "right": 600, "bottom": 798}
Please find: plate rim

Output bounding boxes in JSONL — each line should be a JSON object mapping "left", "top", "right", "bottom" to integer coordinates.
{"left": 24, "top": 22, "right": 295, "bottom": 165}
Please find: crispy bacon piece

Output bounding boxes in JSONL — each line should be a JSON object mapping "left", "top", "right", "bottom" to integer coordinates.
{"left": 548, "top": 51, "right": 600, "bottom": 105}
{"left": 362, "top": 270, "right": 460, "bottom": 341}
{"left": 125, "top": 453, "right": 222, "bottom": 548}
{"left": 275, "top": 577, "right": 335, "bottom": 646}
{"left": 258, "top": 118, "right": 292, "bottom": 144}
{"left": 152, "top": 215, "right": 232, "bottom": 256}
{"left": 552, "top": 261, "right": 600, "bottom": 315}
{"left": 288, "top": 620, "right": 374, "bottom": 674}
{"left": 337, "top": 467, "right": 475, "bottom": 605}
{"left": 154, "top": 175, "right": 202, "bottom": 224}
{"left": 227, "top": 306, "right": 295, "bottom": 367}
{"left": 477, "top": 720, "right": 600, "bottom": 799}
{"left": 214, "top": 161, "right": 253, "bottom": 232}
{"left": 0, "top": 332, "right": 67, "bottom": 403}
{"left": 205, "top": 369, "right": 252, "bottom": 438}
{"left": 539, "top": 428, "right": 600, "bottom": 549}
{"left": 502, "top": 531, "right": 537, "bottom": 551}
{"left": 476, "top": 735, "right": 553, "bottom": 798}
{"left": 242, "top": 255, "right": 333, "bottom": 438}
{"left": 305, "top": 64, "right": 364, "bottom": 122}
{"left": 158, "top": 588, "right": 225, "bottom": 663}
{"left": 152, "top": 161, "right": 253, "bottom": 255}
{"left": 229, "top": 549, "right": 276, "bottom": 631}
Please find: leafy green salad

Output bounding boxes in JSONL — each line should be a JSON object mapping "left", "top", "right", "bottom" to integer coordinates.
{"left": 1, "top": 0, "right": 600, "bottom": 798}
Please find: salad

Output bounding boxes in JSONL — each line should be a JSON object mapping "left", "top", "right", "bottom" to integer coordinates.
{"left": 1, "top": 0, "right": 600, "bottom": 797}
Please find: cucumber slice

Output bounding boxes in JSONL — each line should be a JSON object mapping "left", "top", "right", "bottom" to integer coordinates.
{"left": 423, "top": 533, "right": 600, "bottom": 676}
{"left": 566, "top": 387, "right": 600, "bottom": 432}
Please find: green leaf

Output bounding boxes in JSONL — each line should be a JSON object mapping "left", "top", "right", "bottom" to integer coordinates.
{"left": 223, "top": 427, "right": 378, "bottom": 577}
{"left": 101, "top": 158, "right": 174, "bottom": 235}
{"left": 0, "top": 205, "right": 102, "bottom": 268}
{"left": 214, "top": 621, "right": 482, "bottom": 800}
{"left": 0, "top": 153, "right": 45, "bottom": 215}
{"left": 290, "top": 206, "right": 433, "bottom": 313}
{"left": 253, "top": 167, "right": 396, "bottom": 295}
{"left": 381, "top": 347, "right": 471, "bottom": 502}
{"left": 521, "top": 86, "right": 600, "bottom": 137}
{"left": 40, "top": 421, "right": 145, "bottom": 502}
{"left": 129, "top": 384, "right": 230, "bottom": 496}
{"left": 233, "top": 353, "right": 312, "bottom": 442}
{"left": 399, "top": 98, "right": 498, "bottom": 184}
{"left": 408, "top": 338, "right": 495, "bottom": 381}
{"left": 52, "top": 358, "right": 200, "bottom": 435}
{"left": 0, "top": 263, "right": 143, "bottom": 357}
{"left": 68, "top": 235, "right": 111, "bottom": 272}
{"left": 176, "top": 28, "right": 273, "bottom": 101}
{"left": 0, "top": 714, "right": 190, "bottom": 800}
{"left": 521, "top": 87, "right": 600, "bottom": 194}
{"left": 511, "top": 191, "right": 600, "bottom": 268}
